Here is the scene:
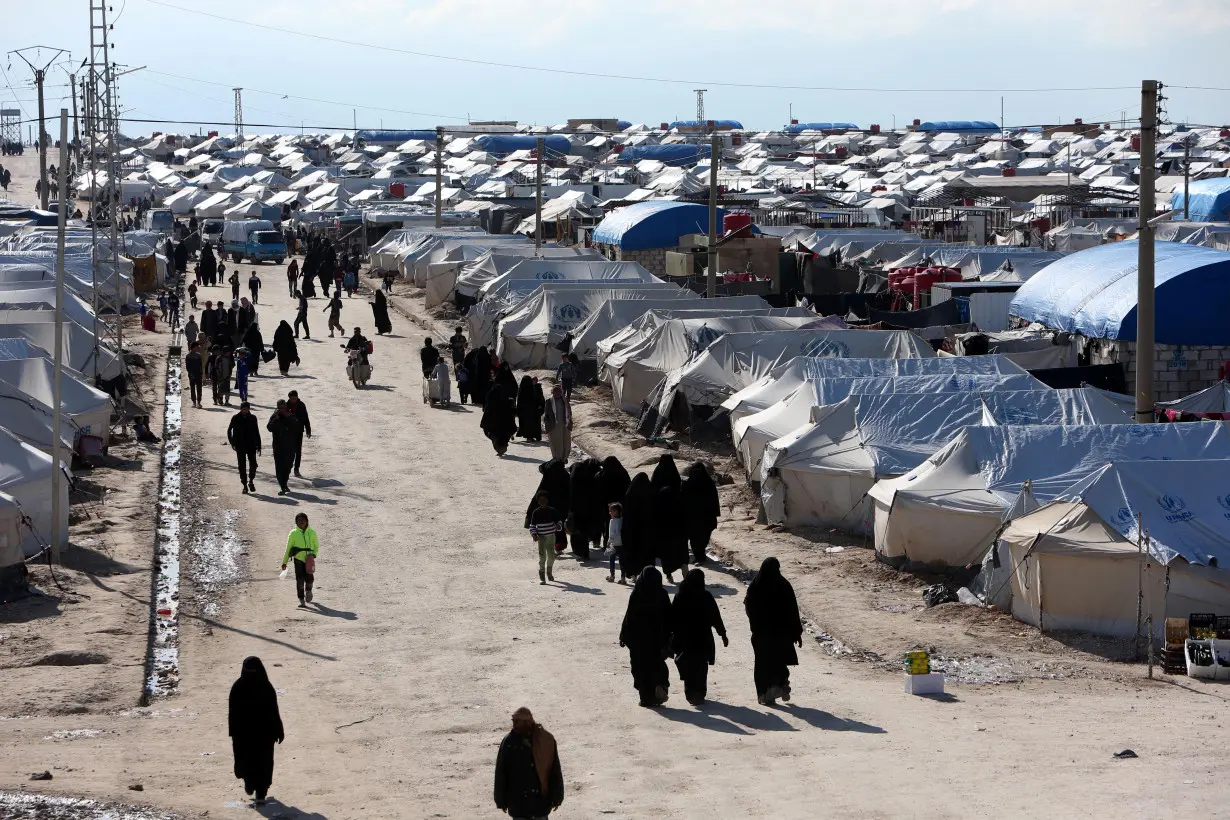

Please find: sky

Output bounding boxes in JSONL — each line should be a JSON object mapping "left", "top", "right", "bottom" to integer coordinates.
{"left": 3, "top": 0, "right": 1229, "bottom": 138}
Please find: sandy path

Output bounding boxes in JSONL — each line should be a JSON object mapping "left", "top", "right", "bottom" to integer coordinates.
{"left": 2, "top": 241, "right": 1228, "bottom": 817}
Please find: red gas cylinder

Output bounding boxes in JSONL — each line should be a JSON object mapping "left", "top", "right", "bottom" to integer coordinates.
{"left": 723, "top": 212, "right": 753, "bottom": 236}
{"left": 389, "top": 182, "right": 405, "bottom": 198}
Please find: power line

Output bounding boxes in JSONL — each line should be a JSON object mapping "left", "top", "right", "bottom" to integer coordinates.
{"left": 139, "top": 0, "right": 1142, "bottom": 95}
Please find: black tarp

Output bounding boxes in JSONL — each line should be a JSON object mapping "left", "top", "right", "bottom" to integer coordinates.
{"left": 1027, "top": 363, "right": 1128, "bottom": 393}
{"left": 867, "top": 298, "right": 962, "bottom": 330}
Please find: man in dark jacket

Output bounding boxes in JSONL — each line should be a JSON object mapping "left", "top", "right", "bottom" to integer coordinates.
{"left": 184, "top": 341, "right": 204, "bottom": 408}
{"left": 226, "top": 402, "right": 262, "bottom": 493}
{"left": 266, "top": 400, "right": 304, "bottom": 495}
{"left": 286, "top": 390, "right": 311, "bottom": 477}
{"left": 200, "top": 300, "right": 216, "bottom": 339}
{"left": 494, "top": 707, "right": 563, "bottom": 819}
{"left": 420, "top": 337, "right": 441, "bottom": 379}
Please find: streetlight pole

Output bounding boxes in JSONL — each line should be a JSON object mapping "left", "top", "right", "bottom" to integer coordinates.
{"left": 707, "top": 133, "right": 720, "bottom": 298}
{"left": 434, "top": 127, "right": 443, "bottom": 229}
{"left": 10, "top": 47, "right": 69, "bottom": 210}
{"left": 535, "top": 137, "right": 544, "bottom": 254}
{"left": 1135, "top": 80, "right": 1159, "bottom": 424}
{"left": 51, "top": 110, "right": 69, "bottom": 561}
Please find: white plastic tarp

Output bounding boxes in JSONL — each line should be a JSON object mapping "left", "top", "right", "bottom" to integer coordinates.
{"left": 454, "top": 247, "right": 602, "bottom": 298}
{"left": 0, "top": 490, "right": 25, "bottom": 572}
{"left": 0, "top": 357, "right": 112, "bottom": 445}
{"left": 0, "top": 378, "right": 78, "bottom": 452}
{"left": 571, "top": 296, "right": 772, "bottom": 360}
{"left": 0, "top": 426, "right": 70, "bottom": 554}
{"left": 1160, "top": 381, "right": 1230, "bottom": 414}
{"left": 0, "top": 256, "right": 135, "bottom": 306}
{"left": 868, "top": 422, "right": 1230, "bottom": 566}
{"left": 807, "top": 373, "right": 1046, "bottom": 406}
{"left": 607, "top": 315, "right": 830, "bottom": 414}
{"left": 0, "top": 285, "right": 97, "bottom": 329}
{"left": 496, "top": 283, "right": 691, "bottom": 369}
{"left": 0, "top": 321, "right": 122, "bottom": 380}
{"left": 476, "top": 260, "right": 661, "bottom": 301}
{"left": 595, "top": 307, "right": 818, "bottom": 369}
{"left": 722, "top": 354, "right": 1031, "bottom": 427}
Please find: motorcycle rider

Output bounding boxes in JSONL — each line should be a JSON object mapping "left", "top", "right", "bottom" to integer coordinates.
{"left": 344, "top": 326, "right": 371, "bottom": 367}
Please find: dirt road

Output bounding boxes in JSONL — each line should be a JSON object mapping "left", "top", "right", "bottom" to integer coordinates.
{"left": 2, "top": 233, "right": 1227, "bottom": 817}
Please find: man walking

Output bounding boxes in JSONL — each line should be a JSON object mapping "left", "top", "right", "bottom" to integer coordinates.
{"left": 184, "top": 341, "right": 204, "bottom": 408}
{"left": 287, "top": 390, "right": 311, "bottom": 478}
{"left": 227, "top": 401, "right": 262, "bottom": 494}
{"left": 183, "top": 313, "right": 199, "bottom": 349}
{"left": 281, "top": 512, "right": 319, "bottom": 607}
{"left": 248, "top": 271, "right": 262, "bottom": 304}
{"left": 544, "top": 385, "right": 572, "bottom": 463}
{"left": 493, "top": 707, "right": 564, "bottom": 819}
{"left": 266, "top": 400, "right": 304, "bottom": 495}
{"left": 323, "top": 293, "right": 343, "bottom": 338}
{"left": 449, "top": 326, "right": 467, "bottom": 367}
{"left": 286, "top": 258, "right": 299, "bottom": 297}
{"left": 293, "top": 291, "right": 310, "bottom": 339}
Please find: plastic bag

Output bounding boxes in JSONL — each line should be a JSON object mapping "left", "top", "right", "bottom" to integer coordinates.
{"left": 278, "top": 567, "right": 289, "bottom": 580}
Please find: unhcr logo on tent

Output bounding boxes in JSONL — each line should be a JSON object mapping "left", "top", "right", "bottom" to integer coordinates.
{"left": 689, "top": 326, "right": 722, "bottom": 357}
{"left": 1111, "top": 506, "right": 1135, "bottom": 533}
{"left": 997, "top": 408, "right": 1036, "bottom": 425}
{"left": 1157, "top": 494, "right": 1194, "bottom": 523}
{"left": 1217, "top": 494, "right": 1230, "bottom": 519}
{"left": 800, "top": 338, "right": 851, "bottom": 358}
{"left": 549, "top": 303, "right": 590, "bottom": 333}
{"left": 536, "top": 271, "right": 563, "bottom": 280}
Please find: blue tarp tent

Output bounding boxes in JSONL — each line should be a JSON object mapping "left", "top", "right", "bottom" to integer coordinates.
{"left": 915, "top": 121, "right": 1000, "bottom": 133}
{"left": 784, "top": 122, "right": 858, "bottom": 133}
{"left": 615, "top": 144, "right": 711, "bottom": 165}
{"left": 1009, "top": 241, "right": 1230, "bottom": 344}
{"left": 593, "top": 201, "right": 727, "bottom": 251}
{"left": 474, "top": 134, "right": 572, "bottom": 157}
{"left": 669, "top": 120, "right": 744, "bottom": 129}
{"left": 355, "top": 130, "right": 438, "bottom": 144}
{"left": 1171, "top": 178, "right": 1230, "bottom": 223}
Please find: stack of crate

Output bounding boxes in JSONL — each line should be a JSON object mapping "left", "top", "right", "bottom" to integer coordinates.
{"left": 1163, "top": 618, "right": 1188, "bottom": 675}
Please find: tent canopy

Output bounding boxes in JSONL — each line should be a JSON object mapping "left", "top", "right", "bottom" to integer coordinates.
{"left": 571, "top": 296, "right": 773, "bottom": 360}
{"left": 592, "top": 201, "right": 727, "bottom": 250}
{"left": 1171, "top": 178, "right": 1230, "bottom": 222}
{"left": 477, "top": 259, "right": 660, "bottom": 301}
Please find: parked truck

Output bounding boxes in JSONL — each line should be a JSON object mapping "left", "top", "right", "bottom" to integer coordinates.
{"left": 221, "top": 219, "right": 287, "bottom": 264}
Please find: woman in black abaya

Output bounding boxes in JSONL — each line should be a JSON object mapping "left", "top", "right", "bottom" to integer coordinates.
{"left": 650, "top": 453, "right": 682, "bottom": 492}
{"left": 567, "top": 457, "right": 605, "bottom": 560}
{"left": 620, "top": 472, "right": 655, "bottom": 578}
{"left": 655, "top": 483, "right": 690, "bottom": 584}
{"left": 681, "top": 461, "right": 721, "bottom": 565}
{"left": 516, "top": 376, "right": 543, "bottom": 441}
{"left": 371, "top": 288, "right": 393, "bottom": 335}
{"left": 271, "top": 320, "right": 299, "bottom": 376}
{"left": 671, "top": 568, "right": 728, "bottom": 705}
{"left": 743, "top": 557, "right": 804, "bottom": 706}
{"left": 598, "top": 456, "right": 631, "bottom": 549}
{"left": 242, "top": 321, "right": 265, "bottom": 376}
{"left": 228, "top": 656, "right": 284, "bottom": 806}
{"left": 481, "top": 380, "right": 518, "bottom": 456}
{"left": 619, "top": 567, "right": 672, "bottom": 707}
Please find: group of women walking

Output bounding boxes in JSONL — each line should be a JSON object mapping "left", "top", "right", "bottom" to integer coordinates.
{"left": 620, "top": 558, "right": 803, "bottom": 707}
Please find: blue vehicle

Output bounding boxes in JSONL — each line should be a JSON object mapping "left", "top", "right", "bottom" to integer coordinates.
{"left": 221, "top": 219, "right": 286, "bottom": 264}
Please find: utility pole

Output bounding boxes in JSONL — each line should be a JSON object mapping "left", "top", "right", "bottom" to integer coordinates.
{"left": 1135, "top": 80, "right": 1159, "bottom": 425}
{"left": 51, "top": 109, "right": 69, "bottom": 561}
{"left": 68, "top": 73, "right": 80, "bottom": 164}
{"left": 434, "top": 126, "right": 443, "bottom": 229}
{"left": 1183, "top": 138, "right": 1191, "bottom": 221}
{"left": 10, "top": 47, "right": 69, "bottom": 210}
{"left": 233, "top": 88, "right": 243, "bottom": 141}
{"left": 535, "top": 137, "right": 544, "bottom": 254}
{"left": 707, "top": 133, "right": 720, "bottom": 298}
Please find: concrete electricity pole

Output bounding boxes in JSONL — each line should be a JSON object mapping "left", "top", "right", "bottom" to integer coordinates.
{"left": 434, "top": 127, "right": 444, "bottom": 229}
{"left": 10, "top": 46, "right": 69, "bottom": 210}
{"left": 1183, "top": 137, "right": 1191, "bottom": 221}
{"left": 535, "top": 137, "right": 544, "bottom": 254}
{"left": 1135, "top": 80, "right": 1159, "bottom": 424}
{"left": 706, "top": 133, "right": 720, "bottom": 298}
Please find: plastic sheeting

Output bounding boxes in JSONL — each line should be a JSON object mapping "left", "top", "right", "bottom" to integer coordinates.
{"left": 477, "top": 260, "right": 660, "bottom": 301}
{"left": 606, "top": 315, "right": 829, "bottom": 413}
{"left": 1008, "top": 241, "right": 1230, "bottom": 344}
{"left": 0, "top": 357, "right": 111, "bottom": 445}
{"left": 573, "top": 297, "right": 772, "bottom": 360}
{"left": 1170, "top": 178, "right": 1230, "bottom": 223}
{"left": 592, "top": 201, "right": 726, "bottom": 251}
{"left": 496, "top": 283, "right": 691, "bottom": 369}
{"left": 808, "top": 373, "right": 1047, "bottom": 406}
{"left": 868, "top": 422, "right": 1230, "bottom": 566}
{"left": 454, "top": 247, "right": 602, "bottom": 299}
{"left": 1160, "top": 381, "right": 1230, "bottom": 414}
{"left": 0, "top": 426, "right": 70, "bottom": 554}
{"left": 915, "top": 121, "right": 1000, "bottom": 133}
{"left": 475, "top": 135, "right": 572, "bottom": 157}
{"left": 615, "top": 144, "right": 711, "bottom": 165}
{"left": 0, "top": 285, "right": 98, "bottom": 329}
{"left": 0, "top": 320, "right": 123, "bottom": 380}
{"left": 721, "top": 354, "right": 1030, "bottom": 427}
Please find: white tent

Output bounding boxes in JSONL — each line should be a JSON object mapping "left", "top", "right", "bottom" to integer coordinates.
{"left": 0, "top": 320, "right": 123, "bottom": 380}
{"left": 720, "top": 355, "right": 1033, "bottom": 428}
{"left": 1001, "top": 459, "right": 1230, "bottom": 638}
{"left": 496, "top": 283, "right": 692, "bottom": 369}
{"left": 453, "top": 247, "right": 602, "bottom": 299}
{"left": 606, "top": 315, "right": 830, "bottom": 414}
{"left": 868, "top": 422, "right": 1230, "bottom": 567}
{"left": 572, "top": 297, "right": 773, "bottom": 361}
{"left": 0, "top": 490, "right": 26, "bottom": 592}
{"left": 0, "top": 256, "right": 135, "bottom": 306}
{"left": 649, "top": 330, "right": 935, "bottom": 437}
{"left": 804, "top": 373, "right": 1047, "bottom": 407}
{"left": 0, "top": 285, "right": 98, "bottom": 329}
{"left": 163, "top": 186, "right": 209, "bottom": 215}
{"left": 0, "top": 357, "right": 112, "bottom": 446}
{"left": 1160, "top": 381, "right": 1230, "bottom": 415}
{"left": 0, "top": 426, "right": 70, "bottom": 554}
{"left": 193, "top": 191, "right": 240, "bottom": 218}
{"left": 476, "top": 260, "right": 661, "bottom": 302}
{"left": 757, "top": 388, "right": 1133, "bottom": 534}
{"left": 0, "top": 378, "right": 78, "bottom": 453}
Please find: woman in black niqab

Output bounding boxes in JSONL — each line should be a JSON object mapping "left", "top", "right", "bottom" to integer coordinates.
{"left": 671, "top": 568, "right": 727, "bottom": 705}
{"left": 516, "top": 375, "right": 543, "bottom": 441}
{"left": 271, "top": 320, "right": 299, "bottom": 376}
{"left": 650, "top": 454, "right": 681, "bottom": 492}
{"left": 228, "top": 656, "right": 284, "bottom": 805}
{"left": 481, "top": 380, "right": 517, "bottom": 456}
{"left": 567, "top": 457, "right": 604, "bottom": 560}
{"left": 242, "top": 321, "right": 264, "bottom": 376}
{"left": 743, "top": 557, "right": 804, "bottom": 705}
{"left": 495, "top": 361, "right": 518, "bottom": 397}
{"left": 619, "top": 472, "right": 655, "bottom": 577}
{"left": 371, "top": 288, "right": 393, "bottom": 335}
{"left": 654, "top": 483, "right": 690, "bottom": 583}
{"left": 619, "top": 566, "right": 672, "bottom": 707}
{"left": 598, "top": 456, "right": 631, "bottom": 549}
{"left": 681, "top": 461, "right": 721, "bottom": 565}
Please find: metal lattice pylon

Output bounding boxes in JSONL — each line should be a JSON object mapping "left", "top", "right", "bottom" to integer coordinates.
{"left": 233, "top": 88, "right": 243, "bottom": 141}
{"left": 0, "top": 107, "right": 21, "bottom": 149}
{"left": 86, "top": 0, "right": 124, "bottom": 385}
{"left": 694, "top": 88, "right": 706, "bottom": 127}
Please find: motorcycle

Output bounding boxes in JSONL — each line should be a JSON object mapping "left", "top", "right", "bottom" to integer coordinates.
{"left": 343, "top": 346, "right": 372, "bottom": 388}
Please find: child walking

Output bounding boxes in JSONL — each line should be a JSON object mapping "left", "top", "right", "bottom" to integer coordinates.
{"left": 606, "top": 502, "right": 626, "bottom": 585}
{"left": 528, "top": 491, "right": 563, "bottom": 585}
{"left": 235, "top": 348, "right": 251, "bottom": 402}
